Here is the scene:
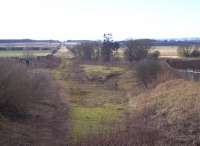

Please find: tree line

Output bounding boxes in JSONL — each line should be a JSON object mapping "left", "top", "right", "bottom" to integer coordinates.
{"left": 69, "top": 34, "right": 161, "bottom": 88}
{"left": 69, "top": 33, "right": 159, "bottom": 62}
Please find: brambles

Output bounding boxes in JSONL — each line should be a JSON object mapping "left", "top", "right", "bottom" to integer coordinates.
{"left": 0, "top": 59, "right": 56, "bottom": 120}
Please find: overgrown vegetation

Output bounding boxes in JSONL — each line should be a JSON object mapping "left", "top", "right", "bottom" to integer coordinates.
{"left": 53, "top": 59, "right": 127, "bottom": 144}
{"left": 135, "top": 59, "right": 161, "bottom": 88}
{"left": 0, "top": 60, "right": 44, "bottom": 119}
{"left": 2, "top": 37, "right": 200, "bottom": 146}
{"left": 0, "top": 59, "right": 69, "bottom": 146}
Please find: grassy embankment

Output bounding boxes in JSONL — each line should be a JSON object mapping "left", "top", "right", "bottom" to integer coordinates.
{"left": 128, "top": 78, "right": 200, "bottom": 144}
{"left": 53, "top": 59, "right": 129, "bottom": 142}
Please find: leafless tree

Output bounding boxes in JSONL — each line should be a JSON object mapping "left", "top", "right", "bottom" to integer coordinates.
{"left": 177, "top": 44, "right": 194, "bottom": 57}
{"left": 124, "top": 39, "right": 153, "bottom": 62}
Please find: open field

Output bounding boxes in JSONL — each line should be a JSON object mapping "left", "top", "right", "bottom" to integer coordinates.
{"left": 151, "top": 46, "right": 179, "bottom": 58}
{"left": 119, "top": 45, "right": 180, "bottom": 58}
{"left": 0, "top": 50, "right": 52, "bottom": 57}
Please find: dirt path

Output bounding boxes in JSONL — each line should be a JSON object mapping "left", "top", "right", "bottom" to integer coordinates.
{"left": 54, "top": 46, "right": 74, "bottom": 59}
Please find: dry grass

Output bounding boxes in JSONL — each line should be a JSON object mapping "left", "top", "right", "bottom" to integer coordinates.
{"left": 129, "top": 79, "right": 200, "bottom": 145}
{"left": 118, "top": 46, "right": 180, "bottom": 59}
{"left": 3, "top": 56, "right": 198, "bottom": 145}
{"left": 151, "top": 46, "right": 179, "bottom": 58}
{"left": 77, "top": 78, "right": 200, "bottom": 146}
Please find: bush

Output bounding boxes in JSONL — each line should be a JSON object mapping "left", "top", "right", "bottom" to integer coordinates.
{"left": 0, "top": 59, "right": 55, "bottom": 120}
{"left": 135, "top": 59, "right": 161, "bottom": 88}
{"left": 148, "top": 51, "right": 160, "bottom": 59}
{"left": 190, "top": 50, "right": 200, "bottom": 57}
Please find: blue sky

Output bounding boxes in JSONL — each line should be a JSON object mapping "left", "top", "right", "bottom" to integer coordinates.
{"left": 0, "top": 0, "right": 200, "bottom": 40}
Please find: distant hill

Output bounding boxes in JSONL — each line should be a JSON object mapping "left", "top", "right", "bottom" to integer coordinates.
{"left": 0, "top": 39, "right": 60, "bottom": 43}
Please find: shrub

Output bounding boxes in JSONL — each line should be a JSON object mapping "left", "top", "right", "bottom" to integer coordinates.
{"left": 135, "top": 59, "right": 161, "bottom": 88}
{"left": 148, "top": 51, "right": 160, "bottom": 59}
{"left": 190, "top": 50, "right": 200, "bottom": 57}
{"left": 0, "top": 59, "right": 55, "bottom": 120}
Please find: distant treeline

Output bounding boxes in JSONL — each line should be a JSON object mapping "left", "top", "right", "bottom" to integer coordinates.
{"left": 0, "top": 47, "right": 53, "bottom": 51}
{"left": 0, "top": 39, "right": 60, "bottom": 43}
{"left": 119, "top": 39, "right": 200, "bottom": 46}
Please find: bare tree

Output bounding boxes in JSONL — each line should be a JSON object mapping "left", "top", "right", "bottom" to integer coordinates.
{"left": 191, "top": 44, "right": 200, "bottom": 57}
{"left": 124, "top": 39, "right": 153, "bottom": 62}
{"left": 177, "top": 44, "right": 194, "bottom": 57}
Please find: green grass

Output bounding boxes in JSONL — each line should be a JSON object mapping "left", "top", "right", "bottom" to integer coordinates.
{"left": 53, "top": 60, "right": 127, "bottom": 142}
{"left": 80, "top": 64, "right": 127, "bottom": 78}
{"left": 0, "top": 50, "right": 51, "bottom": 57}
{"left": 70, "top": 104, "right": 124, "bottom": 141}
{"left": 68, "top": 84, "right": 127, "bottom": 106}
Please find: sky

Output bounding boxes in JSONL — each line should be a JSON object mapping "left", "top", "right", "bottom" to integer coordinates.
{"left": 0, "top": 0, "right": 200, "bottom": 40}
